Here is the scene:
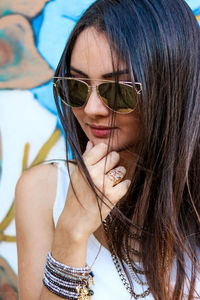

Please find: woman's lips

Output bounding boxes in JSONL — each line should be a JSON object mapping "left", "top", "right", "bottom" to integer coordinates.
{"left": 89, "top": 125, "right": 117, "bottom": 138}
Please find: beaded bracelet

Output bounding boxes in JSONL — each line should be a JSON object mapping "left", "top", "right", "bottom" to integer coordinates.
{"left": 43, "top": 251, "right": 94, "bottom": 300}
{"left": 46, "top": 260, "right": 90, "bottom": 281}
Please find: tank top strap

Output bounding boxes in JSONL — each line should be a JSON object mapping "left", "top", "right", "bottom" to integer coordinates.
{"left": 53, "top": 161, "right": 70, "bottom": 227}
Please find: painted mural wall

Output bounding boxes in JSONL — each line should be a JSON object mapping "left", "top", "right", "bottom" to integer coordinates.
{"left": 0, "top": 0, "right": 199, "bottom": 299}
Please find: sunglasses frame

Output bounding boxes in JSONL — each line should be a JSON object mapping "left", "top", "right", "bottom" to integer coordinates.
{"left": 53, "top": 76, "right": 142, "bottom": 114}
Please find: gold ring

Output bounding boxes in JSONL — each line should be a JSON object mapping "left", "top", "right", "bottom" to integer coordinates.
{"left": 107, "top": 168, "right": 124, "bottom": 186}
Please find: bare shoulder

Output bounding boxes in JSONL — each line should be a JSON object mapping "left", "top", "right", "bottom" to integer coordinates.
{"left": 15, "top": 163, "right": 59, "bottom": 220}
{"left": 15, "top": 160, "right": 76, "bottom": 219}
{"left": 16, "top": 162, "right": 58, "bottom": 194}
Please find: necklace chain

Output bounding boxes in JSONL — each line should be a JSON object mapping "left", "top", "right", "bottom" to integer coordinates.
{"left": 124, "top": 253, "right": 148, "bottom": 286}
{"left": 111, "top": 248, "right": 150, "bottom": 299}
{"left": 103, "top": 219, "right": 151, "bottom": 299}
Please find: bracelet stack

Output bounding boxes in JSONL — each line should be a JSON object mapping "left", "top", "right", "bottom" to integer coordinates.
{"left": 43, "top": 252, "right": 94, "bottom": 300}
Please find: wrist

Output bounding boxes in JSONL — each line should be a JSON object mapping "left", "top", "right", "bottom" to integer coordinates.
{"left": 52, "top": 221, "right": 89, "bottom": 268}
{"left": 55, "top": 216, "right": 91, "bottom": 244}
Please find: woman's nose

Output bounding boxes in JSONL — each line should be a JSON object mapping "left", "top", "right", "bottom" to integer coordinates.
{"left": 83, "top": 86, "right": 110, "bottom": 117}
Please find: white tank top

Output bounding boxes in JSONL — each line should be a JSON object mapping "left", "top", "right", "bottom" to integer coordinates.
{"left": 52, "top": 163, "right": 199, "bottom": 300}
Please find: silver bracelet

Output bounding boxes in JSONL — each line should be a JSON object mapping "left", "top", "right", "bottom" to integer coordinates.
{"left": 47, "top": 259, "right": 90, "bottom": 281}
{"left": 43, "top": 276, "right": 78, "bottom": 298}
{"left": 43, "top": 251, "right": 94, "bottom": 299}
{"left": 44, "top": 266, "right": 78, "bottom": 289}
{"left": 48, "top": 252, "right": 91, "bottom": 274}
{"left": 46, "top": 263, "right": 84, "bottom": 284}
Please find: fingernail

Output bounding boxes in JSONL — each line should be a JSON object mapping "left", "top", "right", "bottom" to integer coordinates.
{"left": 86, "top": 140, "right": 93, "bottom": 151}
{"left": 127, "top": 179, "right": 131, "bottom": 187}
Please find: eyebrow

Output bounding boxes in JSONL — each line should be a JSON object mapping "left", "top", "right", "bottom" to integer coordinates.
{"left": 70, "top": 66, "right": 129, "bottom": 79}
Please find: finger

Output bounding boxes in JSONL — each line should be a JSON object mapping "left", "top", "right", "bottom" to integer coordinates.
{"left": 111, "top": 179, "right": 131, "bottom": 203}
{"left": 95, "top": 151, "right": 120, "bottom": 174}
{"left": 83, "top": 142, "right": 109, "bottom": 166}
{"left": 100, "top": 179, "right": 131, "bottom": 214}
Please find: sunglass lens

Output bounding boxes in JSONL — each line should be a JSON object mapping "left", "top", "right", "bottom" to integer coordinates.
{"left": 98, "top": 82, "right": 137, "bottom": 113}
{"left": 55, "top": 79, "right": 88, "bottom": 107}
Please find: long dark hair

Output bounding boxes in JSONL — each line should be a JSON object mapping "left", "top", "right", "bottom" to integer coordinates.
{"left": 54, "top": 0, "right": 200, "bottom": 299}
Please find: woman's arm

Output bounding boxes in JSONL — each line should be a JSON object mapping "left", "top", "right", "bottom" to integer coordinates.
{"left": 15, "top": 163, "right": 59, "bottom": 299}
{"left": 15, "top": 142, "right": 130, "bottom": 300}
{"left": 15, "top": 163, "right": 88, "bottom": 300}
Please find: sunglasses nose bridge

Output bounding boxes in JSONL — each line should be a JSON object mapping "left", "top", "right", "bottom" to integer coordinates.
{"left": 85, "top": 85, "right": 97, "bottom": 105}
{"left": 87, "top": 84, "right": 101, "bottom": 102}
{"left": 84, "top": 83, "right": 109, "bottom": 114}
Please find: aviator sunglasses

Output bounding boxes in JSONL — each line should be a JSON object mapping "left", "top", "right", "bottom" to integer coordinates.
{"left": 53, "top": 77, "right": 142, "bottom": 114}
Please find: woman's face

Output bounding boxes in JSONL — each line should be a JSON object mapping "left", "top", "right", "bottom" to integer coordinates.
{"left": 70, "top": 27, "right": 140, "bottom": 152}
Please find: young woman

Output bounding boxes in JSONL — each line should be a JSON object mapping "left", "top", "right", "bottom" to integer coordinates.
{"left": 15, "top": 0, "right": 200, "bottom": 299}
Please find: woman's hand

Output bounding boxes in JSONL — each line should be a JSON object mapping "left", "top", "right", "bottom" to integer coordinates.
{"left": 56, "top": 141, "right": 131, "bottom": 241}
